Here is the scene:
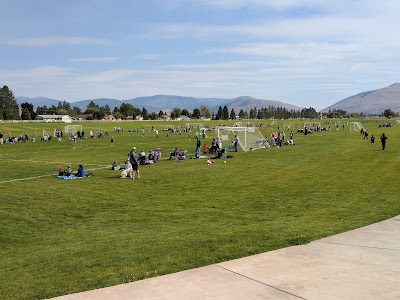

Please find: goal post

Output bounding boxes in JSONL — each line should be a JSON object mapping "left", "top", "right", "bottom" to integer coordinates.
{"left": 64, "top": 125, "right": 82, "bottom": 134}
{"left": 350, "top": 122, "right": 364, "bottom": 132}
{"left": 42, "top": 129, "right": 50, "bottom": 141}
{"left": 217, "top": 126, "right": 268, "bottom": 151}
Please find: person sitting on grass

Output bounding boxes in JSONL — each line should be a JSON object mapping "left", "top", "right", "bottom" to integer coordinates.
{"left": 112, "top": 161, "right": 120, "bottom": 170}
{"left": 120, "top": 160, "right": 133, "bottom": 178}
{"left": 75, "top": 164, "right": 87, "bottom": 177}
{"left": 203, "top": 143, "right": 210, "bottom": 154}
{"left": 178, "top": 149, "right": 187, "bottom": 161}
{"left": 139, "top": 150, "right": 147, "bottom": 165}
{"left": 148, "top": 150, "right": 155, "bottom": 161}
{"left": 66, "top": 165, "right": 73, "bottom": 176}
{"left": 211, "top": 148, "right": 225, "bottom": 160}
{"left": 58, "top": 167, "right": 66, "bottom": 176}
{"left": 169, "top": 148, "right": 179, "bottom": 160}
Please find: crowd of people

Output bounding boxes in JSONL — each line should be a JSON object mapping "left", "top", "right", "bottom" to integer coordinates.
{"left": 58, "top": 164, "right": 93, "bottom": 178}
{"left": 1, "top": 121, "right": 394, "bottom": 183}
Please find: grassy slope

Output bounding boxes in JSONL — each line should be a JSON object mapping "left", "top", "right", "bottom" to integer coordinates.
{"left": 0, "top": 120, "right": 399, "bottom": 299}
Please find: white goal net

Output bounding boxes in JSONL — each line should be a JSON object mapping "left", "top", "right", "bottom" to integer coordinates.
{"left": 217, "top": 126, "right": 268, "bottom": 151}
{"left": 350, "top": 122, "right": 363, "bottom": 132}
{"left": 64, "top": 125, "right": 82, "bottom": 134}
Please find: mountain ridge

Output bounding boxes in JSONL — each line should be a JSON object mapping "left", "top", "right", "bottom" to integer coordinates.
{"left": 17, "top": 95, "right": 303, "bottom": 114}
{"left": 323, "top": 83, "right": 400, "bottom": 115}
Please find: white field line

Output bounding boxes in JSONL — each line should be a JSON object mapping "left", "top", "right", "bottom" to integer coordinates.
{"left": 0, "top": 165, "right": 110, "bottom": 184}
{"left": 0, "top": 158, "right": 107, "bottom": 166}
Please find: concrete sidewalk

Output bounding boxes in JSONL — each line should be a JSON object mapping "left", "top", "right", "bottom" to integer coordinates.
{"left": 52, "top": 216, "right": 400, "bottom": 300}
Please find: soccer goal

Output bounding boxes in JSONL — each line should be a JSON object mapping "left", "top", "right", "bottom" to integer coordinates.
{"left": 64, "top": 125, "right": 82, "bottom": 134}
{"left": 350, "top": 122, "right": 364, "bottom": 132}
{"left": 217, "top": 126, "right": 267, "bottom": 151}
{"left": 42, "top": 130, "right": 51, "bottom": 141}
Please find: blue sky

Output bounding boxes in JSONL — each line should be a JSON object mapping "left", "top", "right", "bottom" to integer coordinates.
{"left": 1, "top": 0, "right": 400, "bottom": 110}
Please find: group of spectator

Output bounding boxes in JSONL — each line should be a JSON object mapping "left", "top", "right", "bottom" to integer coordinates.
{"left": 58, "top": 164, "right": 93, "bottom": 177}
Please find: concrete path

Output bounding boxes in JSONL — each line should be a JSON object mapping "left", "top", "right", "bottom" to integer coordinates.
{"left": 52, "top": 216, "right": 400, "bottom": 300}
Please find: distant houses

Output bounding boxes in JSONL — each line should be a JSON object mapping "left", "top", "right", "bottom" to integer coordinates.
{"left": 36, "top": 114, "right": 73, "bottom": 123}
{"left": 72, "top": 114, "right": 91, "bottom": 121}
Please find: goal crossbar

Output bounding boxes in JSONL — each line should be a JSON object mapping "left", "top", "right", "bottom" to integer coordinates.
{"left": 217, "top": 126, "right": 267, "bottom": 151}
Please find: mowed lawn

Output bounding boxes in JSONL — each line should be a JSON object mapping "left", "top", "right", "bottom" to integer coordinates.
{"left": 0, "top": 120, "right": 399, "bottom": 300}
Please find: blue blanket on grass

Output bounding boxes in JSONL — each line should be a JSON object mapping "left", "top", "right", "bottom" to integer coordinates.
{"left": 57, "top": 175, "right": 85, "bottom": 180}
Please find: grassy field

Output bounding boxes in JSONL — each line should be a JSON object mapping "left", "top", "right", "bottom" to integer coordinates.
{"left": 0, "top": 119, "right": 399, "bottom": 299}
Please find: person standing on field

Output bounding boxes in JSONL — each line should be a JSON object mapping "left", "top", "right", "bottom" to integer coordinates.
{"left": 380, "top": 133, "right": 388, "bottom": 150}
{"left": 370, "top": 135, "right": 375, "bottom": 146}
{"left": 129, "top": 147, "right": 140, "bottom": 178}
{"left": 195, "top": 137, "right": 201, "bottom": 158}
{"left": 234, "top": 135, "right": 239, "bottom": 152}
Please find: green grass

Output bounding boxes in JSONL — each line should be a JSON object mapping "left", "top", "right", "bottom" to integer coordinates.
{"left": 0, "top": 120, "right": 399, "bottom": 299}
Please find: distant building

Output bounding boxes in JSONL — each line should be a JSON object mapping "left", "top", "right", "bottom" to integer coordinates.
{"left": 158, "top": 115, "right": 171, "bottom": 121}
{"left": 177, "top": 115, "right": 190, "bottom": 121}
{"left": 72, "top": 114, "right": 91, "bottom": 121}
{"left": 36, "top": 114, "right": 73, "bottom": 123}
{"left": 103, "top": 114, "right": 116, "bottom": 121}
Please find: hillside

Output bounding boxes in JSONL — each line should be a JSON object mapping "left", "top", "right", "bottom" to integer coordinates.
{"left": 17, "top": 95, "right": 303, "bottom": 114}
{"left": 323, "top": 83, "right": 400, "bottom": 115}
{"left": 219, "top": 96, "right": 303, "bottom": 113}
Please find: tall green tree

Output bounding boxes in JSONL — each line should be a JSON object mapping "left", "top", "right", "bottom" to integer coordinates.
{"left": 249, "top": 107, "right": 257, "bottom": 119}
{"left": 222, "top": 105, "right": 229, "bottom": 120}
{"left": 104, "top": 104, "right": 111, "bottom": 114}
{"left": 141, "top": 107, "right": 149, "bottom": 120}
{"left": 85, "top": 107, "right": 105, "bottom": 120}
{"left": 170, "top": 108, "right": 182, "bottom": 119}
{"left": 0, "top": 86, "right": 19, "bottom": 120}
{"left": 20, "top": 102, "right": 36, "bottom": 120}
{"left": 87, "top": 101, "right": 98, "bottom": 109}
{"left": 230, "top": 108, "right": 236, "bottom": 120}
{"left": 181, "top": 109, "right": 190, "bottom": 116}
{"left": 36, "top": 105, "right": 48, "bottom": 115}
{"left": 71, "top": 106, "right": 82, "bottom": 116}
{"left": 238, "top": 109, "right": 246, "bottom": 119}
{"left": 383, "top": 108, "right": 396, "bottom": 118}
{"left": 192, "top": 108, "right": 201, "bottom": 119}
{"left": 116, "top": 103, "right": 141, "bottom": 118}
{"left": 200, "top": 105, "right": 211, "bottom": 119}
{"left": 215, "top": 106, "right": 223, "bottom": 120}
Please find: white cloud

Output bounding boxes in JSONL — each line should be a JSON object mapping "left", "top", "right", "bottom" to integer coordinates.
{"left": 5, "top": 36, "right": 111, "bottom": 47}
{"left": 70, "top": 57, "right": 119, "bottom": 62}
{"left": 192, "top": 0, "right": 326, "bottom": 10}
{"left": 0, "top": 66, "right": 74, "bottom": 81}
{"left": 135, "top": 54, "right": 161, "bottom": 60}
{"left": 79, "top": 69, "right": 138, "bottom": 83}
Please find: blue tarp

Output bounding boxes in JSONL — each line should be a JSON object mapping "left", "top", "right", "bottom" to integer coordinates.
{"left": 57, "top": 175, "right": 85, "bottom": 180}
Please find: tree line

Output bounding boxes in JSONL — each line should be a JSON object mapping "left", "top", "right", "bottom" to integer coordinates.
{"left": 2, "top": 85, "right": 398, "bottom": 121}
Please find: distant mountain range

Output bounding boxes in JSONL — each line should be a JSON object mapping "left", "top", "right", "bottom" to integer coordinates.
{"left": 16, "top": 95, "right": 303, "bottom": 114}
{"left": 18, "top": 83, "right": 400, "bottom": 116}
{"left": 323, "top": 83, "right": 400, "bottom": 115}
